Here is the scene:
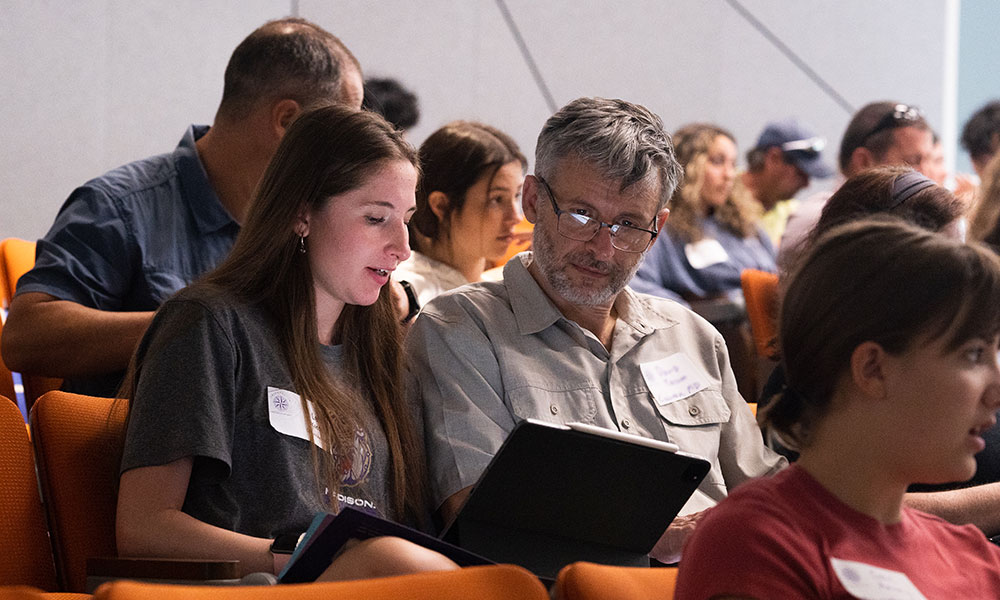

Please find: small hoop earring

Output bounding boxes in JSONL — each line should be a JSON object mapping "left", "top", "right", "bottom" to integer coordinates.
{"left": 298, "top": 235, "right": 306, "bottom": 254}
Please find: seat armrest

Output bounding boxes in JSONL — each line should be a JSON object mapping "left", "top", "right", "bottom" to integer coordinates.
{"left": 86, "top": 557, "right": 242, "bottom": 592}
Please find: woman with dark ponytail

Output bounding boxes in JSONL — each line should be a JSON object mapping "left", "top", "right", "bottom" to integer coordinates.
{"left": 677, "top": 218, "right": 1000, "bottom": 598}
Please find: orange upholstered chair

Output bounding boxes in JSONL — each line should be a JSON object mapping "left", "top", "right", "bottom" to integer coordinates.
{"left": 92, "top": 564, "right": 549, "bottom": 600}
{"left": 0, "top": 317, "right": 17, "bottom": 405}
{"left": 740, "top": 269, "right": 781, "bottom": 361}
{"left": 0, "top": 238, "right": 62, "bottom": 408}
{"left": 554, "top": 562, "right": 677, "bottom": 600}
{"left": 0, "top": 238, "right": 36, "bottom": 308}
{"left": 0, "top": 397, "right": 58, "bottom": 591}
{"left": 30, "top": 392, "right": 127, "bottom": 592}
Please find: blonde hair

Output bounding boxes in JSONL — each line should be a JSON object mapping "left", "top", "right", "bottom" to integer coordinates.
{"left": 667, "top": 123, "right": 760, "bottom": 242}
{"left": 969, "top": 152, "right": 1000, "bottom": 245}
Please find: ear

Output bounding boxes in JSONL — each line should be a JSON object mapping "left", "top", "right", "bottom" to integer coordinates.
{"left": 271, "top": 99, "right": 302, "bottom": 139}
{"left": 522, "top": 175, "right": 541, "bottom": 224}
{"left": 294, "top": 208, "right": 310, "bottom": 238}
{"left": 655, "top": 207, "right": 671, "bottom": 231}
{"left": 849, "top": 341, "right": 889, "bottom": 400}
{"left": 427, "top": 191, "right": 451, "bottom": 223}
{"left": 849, "top": 147, "right": 876, "bottom": 173}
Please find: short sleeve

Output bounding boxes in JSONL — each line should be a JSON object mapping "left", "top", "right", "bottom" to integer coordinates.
{"left": 675, "top": 497, "right": 825, "bottom": 600}
{"left": 17, "top": 185, "right": 138, "bottom": 309}
{"left": 120, "top": 296, "right": 239, "bottom": 479}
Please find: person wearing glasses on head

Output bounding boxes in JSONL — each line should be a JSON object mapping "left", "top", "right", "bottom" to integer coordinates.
{"left": 778, "top": 100, "right": 935, "bottom": 271}
{"left": 741, "top": 118, "right": 835, "bottom": 246}
{"left": 406, "top": 97, "right": 785, "bottom": 563}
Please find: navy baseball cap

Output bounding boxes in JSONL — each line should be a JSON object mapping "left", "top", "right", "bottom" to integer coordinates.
{"left": 755, "top": 118, "right": 835, "bottom": 179}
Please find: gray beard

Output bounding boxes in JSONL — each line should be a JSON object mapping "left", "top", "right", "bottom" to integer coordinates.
{"left": 531, "top": 224, "right": 641, "bottom": 306}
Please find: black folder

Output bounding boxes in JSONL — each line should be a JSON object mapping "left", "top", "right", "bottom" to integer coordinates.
{"left": 440, "top": 419, "right": 711, "bottom": 580}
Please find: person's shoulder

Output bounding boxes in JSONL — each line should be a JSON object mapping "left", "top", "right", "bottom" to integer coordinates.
{"left": 629, "top": 288, "right": 720, "bottom": 335}
{"left": 79, "top": 149, "right": 179, "bottom": 203}
{"left": 420, "top": 278, "right": 510, "bottom": 322}
{"left": 161, "top": 284, "right": 254, "bottom": 325}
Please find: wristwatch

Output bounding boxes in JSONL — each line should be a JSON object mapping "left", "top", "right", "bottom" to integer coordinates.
{"left": 269, "top": 531, "right": 302, "bottom": 555}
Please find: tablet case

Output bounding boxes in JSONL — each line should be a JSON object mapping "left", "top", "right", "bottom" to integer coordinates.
{"left": 279, "top": 508, "right": 493, "bottom": 583}
{"left": 440, "top": 419, "right": 711, "bottom": 579}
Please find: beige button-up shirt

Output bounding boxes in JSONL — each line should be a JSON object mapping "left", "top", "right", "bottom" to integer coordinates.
{"left": 407, "top": 253, "right": 785, "bottom": 510}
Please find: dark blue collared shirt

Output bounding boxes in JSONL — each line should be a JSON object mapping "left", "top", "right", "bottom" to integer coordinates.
{"left": 17, "top": 125, "right": 239, "bottom": 396}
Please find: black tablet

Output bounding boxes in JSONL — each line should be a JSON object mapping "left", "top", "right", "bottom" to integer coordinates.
{"left": 440, "top": 419, "right": 711, "bottom": 580}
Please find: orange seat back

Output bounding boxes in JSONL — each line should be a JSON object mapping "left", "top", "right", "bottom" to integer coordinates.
{"left": 740, "top": 269, "right": 781, "bottom": 360}
{"left": 0, "top": 398, "right": 58, "bottom": 590}
{"left": 0, "top": 238, "right": 63, "bottom": 409}
{"left": 1, "top": 239, "right": 37, "bottom": 308}
{"left": 30, "top": 392, "right": 127, "bottom": 593}
{"left": 93, "top": 564, "right": 548, "bottom": 600}
{"left": 554, "top": 562, "right": 678, "bottom": 600}
{"left": 0, "top": 317, "right": 17, "bottom": 405}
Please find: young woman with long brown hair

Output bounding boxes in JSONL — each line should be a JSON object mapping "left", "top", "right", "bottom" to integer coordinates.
{"left": 116, "top": 104, "right": 456, "bottom": 580}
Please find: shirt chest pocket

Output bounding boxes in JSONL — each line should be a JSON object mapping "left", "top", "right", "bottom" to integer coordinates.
{"left": 506, "top": 383, "right": 600, "bottom": 425}
{"left": 654, "top": 389, "right": 731, "bottom": 426}
{"left": 653, "top": 388, "right": 731, "bottom": 485}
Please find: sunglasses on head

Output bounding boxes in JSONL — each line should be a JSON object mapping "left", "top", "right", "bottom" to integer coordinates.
{"left": 861, "top": 104, "right": 923, "bottom": 145}
{"left": 780, "top": 136, "right": 826, "bottom": 158}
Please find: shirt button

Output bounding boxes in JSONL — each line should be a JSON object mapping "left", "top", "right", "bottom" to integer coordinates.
{"left": 688, "top": 406, "right": 701, "bottom": 417}
{"left": 550, "top": 404, "right": 559, "bottom": 415}
{"left": 621, "top": 418, "right": 631, "bottom": 429}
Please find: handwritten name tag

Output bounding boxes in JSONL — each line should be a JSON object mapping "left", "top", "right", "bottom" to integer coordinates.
{"left": 684, "top": 238, "right": 729, "bottom": 270}
{"left": 640, "top": 353, "right": 709, "bottom": 406}
{"left": 267, "top": 386, "right": 325, "bottom": 449}
{"left": 830, "top": 558, "right": 926, "bottom": 600}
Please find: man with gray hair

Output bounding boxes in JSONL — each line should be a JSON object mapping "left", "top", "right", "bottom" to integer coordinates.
{"left": 407, "top": 97, "right": 784, "bottom": 560}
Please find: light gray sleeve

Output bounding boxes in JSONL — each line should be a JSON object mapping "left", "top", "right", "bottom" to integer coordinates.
{"left": 405, "top": 301, "right": 519, "bottom": 509}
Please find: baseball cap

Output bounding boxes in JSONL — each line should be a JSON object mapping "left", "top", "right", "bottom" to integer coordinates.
{"left": 755, "top": 118, "right": 834, "bottom": 178}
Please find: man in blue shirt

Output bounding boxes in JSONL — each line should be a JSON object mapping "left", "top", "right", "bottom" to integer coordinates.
{"left": 2, "top": 18, "right": 363, "bottom": 397}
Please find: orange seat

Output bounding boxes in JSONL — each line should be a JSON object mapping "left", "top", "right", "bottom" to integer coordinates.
{"left": 0, "top": 397, "right": 58, "bottom": 591}
{"left": 30, "top": 392, "right": 127, "bottom": 593}
{"left": 554, "top": 562, "right": 678, "bottom": 600}
{"left": 1, "top": 238, "right": 36, "bottom": 308}
{"left": 92, "top": 564, "right": 549, "bottom": 600}
{"left": 740, "top": 269, "right": 781, "bottom": 361}
{"left": 0, "top": 238, "right": 63, "bottom": 410}
{"left": 0, "top": 316, "right": 17, "bottom": 405}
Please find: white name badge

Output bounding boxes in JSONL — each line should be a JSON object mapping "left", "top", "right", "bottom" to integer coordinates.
{"left": 640, "top": 353, "right": 709, "bottom": 406}
{"left": 684, "top": 238, "right": 729, "bottom": 270}
{"left": 267, "top": 386, "right": 325, "bottom": 450}
{"left": 830, "top": 558, "right": 926, "bottom": 600}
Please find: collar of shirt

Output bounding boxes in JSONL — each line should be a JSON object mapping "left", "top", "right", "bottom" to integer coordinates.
{"left": 503, "top": 252, "right": 677, "bottom": 337}
{"left": 175, "top": 125, "right": 237, "bottom": 235}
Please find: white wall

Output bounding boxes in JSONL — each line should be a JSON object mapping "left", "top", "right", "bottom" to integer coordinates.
{"left": 1, "top": 0, "right": 952, "bottom": 240}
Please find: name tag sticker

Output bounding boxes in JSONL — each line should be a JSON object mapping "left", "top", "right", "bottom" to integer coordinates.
{"left": 684, "top": 238, "right": 729, "bottom": 270}
{"left": 640, "top": 353, "right": 709, "bottom": 406}
{"left": 267, "top": 386, "right": 325, "bottom": 449}
{"left": 830, "top": 558, "right": 926, "bottom": 600}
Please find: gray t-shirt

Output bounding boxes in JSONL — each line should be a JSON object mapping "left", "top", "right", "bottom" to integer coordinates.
{"left": 121, "top": 284, "right": 392, "bottom": 539}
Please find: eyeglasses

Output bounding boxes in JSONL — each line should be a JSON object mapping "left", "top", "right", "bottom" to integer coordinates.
{"left": 535, "top": 177, "right": 658, "bottom": 253}
{"left": 861, "top": 103, "right": 924, "bottom": 145}
{"left": 780, "top": 136, "right": 826, "bottom": 158}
